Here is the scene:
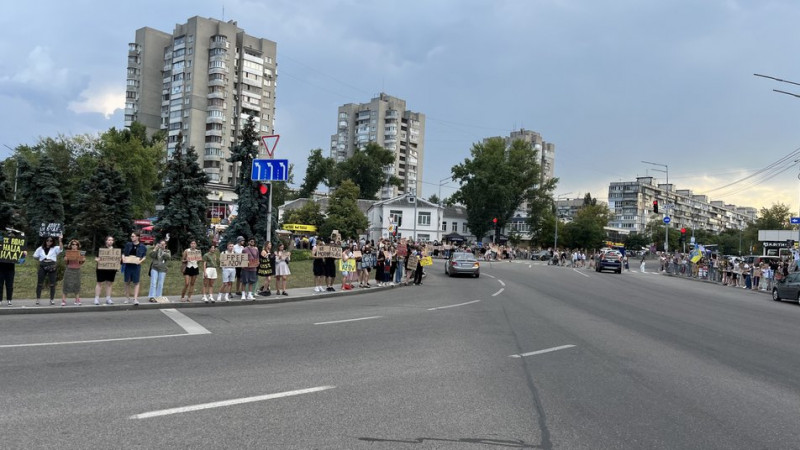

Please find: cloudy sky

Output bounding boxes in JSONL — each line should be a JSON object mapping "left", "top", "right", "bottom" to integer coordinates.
{"left": 3, "top": 0, "right": 800, "bottom": 213}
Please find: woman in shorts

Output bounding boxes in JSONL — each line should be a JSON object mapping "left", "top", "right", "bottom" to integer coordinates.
{"left": 180, "top": 240, "right": 200, "bottom": 302}
{"left": 257, "top": 241, "right": 274, "bottom": 296}
{"left": 202, "top": 242, "right": 219, "bottom": 303}
{"left": 94, "top": 236, "right": 117, "bottom": 305}
{"left": 220, "top": 241, "right": 237, "bottom": 302}
{"left": 312, "top": 239, "right": 325, "bottom": 292}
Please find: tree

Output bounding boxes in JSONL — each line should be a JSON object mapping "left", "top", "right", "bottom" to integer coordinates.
{"left": 451, "top": 138, "right": 553, "bottom": 242}
{"left": 563, "top": 203, "right": 611, "bottom": 250}
{"left": 329, "top": 142, "right": 401, "bottom": 199}
{"left": 224, "top": 116, "right": 270, "bottom": 246}
{"left": 0, "top": 160, "right": 23, "bottom": 231}
{"left": 583, "top": 193, "right": 598, "bottom": 206}
{"left": 282, "top": 201, "right": 325, "bottom": 229}
{"left": 298, "top": 149, "right": 333, "bottom": 198}
{"left": 319, "top": 180, "right": 368, "bottom": 240}
{"left": 154, "top": 133, "right": 210, "bottom": 255}
{"left": 72, "top": 163, "right": 133, "bottom": 251}
{"left": 25, "top": 155, "right": 65, "bottom": 240}
{"left": 427, "top": 194, "right": 440, "bottom": 205}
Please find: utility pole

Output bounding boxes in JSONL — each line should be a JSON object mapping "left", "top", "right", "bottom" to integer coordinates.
{"left": 642, "top": 161, "right": 669, "bottom": 253}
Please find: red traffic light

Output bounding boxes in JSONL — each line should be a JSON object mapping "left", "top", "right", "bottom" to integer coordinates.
{"left": 652, "top": 200, "right": 659, "bottom": 213}
{"left": 258, "top": 183, "right": 270, "bottom": 196}
{"left": 492, "top": 218, "right": 498, "bottom": 224}
{"left": 680, "top": 227, "right": 686, "bottom": 234}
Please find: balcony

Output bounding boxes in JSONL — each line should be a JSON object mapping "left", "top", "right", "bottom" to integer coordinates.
{"left": 208, "top": 78, "right": 226, "bottom": 87}
{"left": 206, "top": 115, "right": 224, "bottom": 124}
{"left": 210, "top": 38, "right": 228, "bottom": 50}
{"left": 207, "top": 91, "right": 225, "bottom": 100}
{"left": 338, "top": 120, "right": 348, "bottom": 129}
{"left": 205, "top": 129, "right": 223, "bottom": 137}
{"left": 208, "top": 66, "right": 229, "bottom": 76}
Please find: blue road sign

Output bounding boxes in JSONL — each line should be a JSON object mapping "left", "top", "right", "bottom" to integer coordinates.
{"left": 251, "top": 159, "right": 289, "bottom": 181}
{"left": 791, "top": 217, "right": 800, "bottom": 224}
{"left": 663, "top": 216, "right": 671, "bottom": 224}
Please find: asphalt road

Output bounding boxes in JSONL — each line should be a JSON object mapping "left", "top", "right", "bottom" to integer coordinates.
{"left": 2, "top": 259, "right": 799, "bottom": 449}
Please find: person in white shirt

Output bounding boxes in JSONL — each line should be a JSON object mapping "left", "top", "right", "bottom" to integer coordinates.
{"left": 34, "top": 235, "right": 62, "bottom": 305}
{"left": 233, "top": 236, "right": 245, "bottom": 295}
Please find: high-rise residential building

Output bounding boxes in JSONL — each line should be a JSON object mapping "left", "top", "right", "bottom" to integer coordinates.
{"left": 125, "top": 16, "right": 277, "bottom": 221}
{"left": 330, "top": 93, "right": 425, "bottom": 198}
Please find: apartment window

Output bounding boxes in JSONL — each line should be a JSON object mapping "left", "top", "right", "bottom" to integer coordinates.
{"left": 452, "top": 222, "right": 457, "bottom": 232}
{"left": 462, "top": 223, "right": 468, "bottom": 233}
{"left": 441, "top": 221, "right": 447, "bottom": 231}
{"left": 418, "top": 234, "right": 430, "bottom": 242}
{"left": 389, "top": 210, "right": 403, "bottom": 227}
{"left": 417, "top": 212, "right": 431, "bottom": 226}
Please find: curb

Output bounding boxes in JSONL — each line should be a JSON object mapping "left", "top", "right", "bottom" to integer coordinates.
{"left": 659, "top": 271, "right": 772, "bottom": 296}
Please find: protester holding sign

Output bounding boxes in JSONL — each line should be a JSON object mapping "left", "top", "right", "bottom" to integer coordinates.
{"left": 241, "top": 238, "right": 260, "bottom": 300}
{"left": 274, "top": 243, "right": 291, "bottom": 296}
{"left": 0, "top": 232, "right": 27, "bottom": 307}
{"left": 94, "top": 236, "right": 119, "bottom": 305}
{"left": 34, "top": 235, "right": 62, "bottom": 305}
{"left": 219, "top": 241, "right": 237, "bottom": 302}
{"left": 180, "top": 240, "right": 201, "bottom": 302}
{"left": 122, "top": 232, "right": 147, "bottom": 306}
{"left": 257, "top": 241, "right": 275, "bottom": 296}
{"left": 202, "top": 242, "right": 219, "bottom": 303}
{"left": 312, "top": 240, "right": 325, "bottom": 292}
{"left": 61, "top": 239, "right": 85, "bottom": 306}
{"left": 148, "top": 239, "right": 170, "bottom": 302}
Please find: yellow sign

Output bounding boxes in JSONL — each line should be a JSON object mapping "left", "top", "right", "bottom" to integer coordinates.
{"left": 283, "top": 224, "right": 317, "bottom": 232}
{"left": 338, "top": 259, "right": 356, "bottom": 272}
{"left": 420, "top": 256, "right": 433, "bottom": 266}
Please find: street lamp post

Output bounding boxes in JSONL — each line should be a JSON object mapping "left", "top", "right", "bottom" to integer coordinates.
{"left": 553, "top": 192, "right": 572, "bottom": 252}
{"left": 437, "top": 176, "right": 452, "bottom": 206}
{"left": 642, "top": 161, "right": 669, "bottom": 253}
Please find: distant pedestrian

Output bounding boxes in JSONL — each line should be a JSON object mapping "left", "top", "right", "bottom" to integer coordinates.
{"left": 122, "top": 232, "right": 147, "bottom": 305}
{"left": 257, "top": 241, "right": 274, "bottom": 296}
{"left": 148, "top": 239, "right": 170, "bottom": 302}
{"left": 220, "top": 242, "right": 237, "bottom": 302}
{"left": 94, "top": 236, "right": 117, "bottom": 305}
{"left": 241, "top": 238, "right": 259, "bottom": 300}
{"left": 274, "top": 243, "right": 291, "bottom": 295}
{"left": 312, "top": 240, "right": 325, "bottom": 292}
{"left": 0, "top": 229, "right": 26, "bottom": 307}
{"left": 640, "top": 254, "right": 646, "bottom": 273}
{"left": 34, "top": 235, "right": 62, "bottom": 305}
{"left": 202, "top": 242, "right": 219, "bottom": 303}
{"left": 180, "top": 240, "right": 201, "bottom": 302}
{"left": 61, "top": 239, "right": 85, "bottom": 306}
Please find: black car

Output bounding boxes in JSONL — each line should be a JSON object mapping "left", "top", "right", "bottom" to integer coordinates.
{"left": 596, "top": 250, "right": 623, "bottom": 274}
{"left": 772, "top": 272, "right": 800, "bottom": 304}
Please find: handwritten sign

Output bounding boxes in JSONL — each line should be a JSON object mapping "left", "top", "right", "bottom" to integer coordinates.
{"left": 220, "top": 252, "right": 250, "bottom": 268}
{"left": 338, "top": 259, "right": 356, "bottom": 272}
{"left": 361, "top": 253, "right": 376, "bottom": 269}
{"left": 0, "top": 236, "right": 26, "bottom": 264}
{"left": 186, "top": 250, "right": 202, "bottom": 262}
{"left": 316, "top": 245, "right": 342, "bottom": 259}
{"left": 420, "top": 256, "right": 433, "bottom": 267}
{"left": 38, "top": 222, "right": 63, "bottom": 238}
{"left": 396, "top": 243, "right": 408, "bottom": 257}
{"left": 352, "top": 251, "right": 363, "bottom": 259}
{"left": 97, "top": 248, "right": 121, "bottom": 271}
{"left": 64, "top": 250, "right": 83, "bottom": 262}
{"left": 407, "top": 254, "right": 419, "bottom": 268}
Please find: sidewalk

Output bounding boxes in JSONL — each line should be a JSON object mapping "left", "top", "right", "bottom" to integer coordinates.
{"left": 659, "top": 270, "right": 773, "bottom": 296}
{"left": 0, "top": 282, "right": 405, "bottom": 315}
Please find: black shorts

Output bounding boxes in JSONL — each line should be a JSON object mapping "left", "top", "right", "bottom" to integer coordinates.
{"left": 96, "top": 269, "right": 117, "bottom": 283}
{"left": 235, "top": 267, "right": 242, "bottom": 279}
{"left": 183, "top": 266, "right": 200, "bottom": 277}
{"left": 313, "top": 259, "right": 325, "bottom": 276}
{"left": 324, "top": 258, "right": 336, "bottom": 278}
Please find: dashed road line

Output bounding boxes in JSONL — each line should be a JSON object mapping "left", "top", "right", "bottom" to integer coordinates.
{"left": 428, "top": 300, "right": 481, "bottom": 311}
{"left": 161, "top": 308, "right": 211, "bottom": 335}
{"left": 314, "top": 316, "right": 382, "bottom": 325}
{"left": 572, "top": 268, "right": 590, "bottom": 278}
{"left": 492, "top": 288, "right": 504, "bottom": 297}
{"left": 509, "top": 345, "right": 576, "bottom": 358}
{"left": 130, "top": 386, "right": 336, "bottom": 419}
{"left": 498, "top": 280, "right": 506, "bottom": 287}
{"left": 484, "top": 274, "right": 497, "bottom": 279}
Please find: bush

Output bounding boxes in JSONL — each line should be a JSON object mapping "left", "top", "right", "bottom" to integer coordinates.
{"left": 290, "top": 249, "right": 312, "bottom": 261}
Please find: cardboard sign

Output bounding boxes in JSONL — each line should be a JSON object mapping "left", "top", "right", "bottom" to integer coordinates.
{"left": 352, "top": 251, "right": 362, "bottom": 259}
{"left": 361, "top": 253, "right": 376, "bottom": 268}
{"left": 220, "top": 252, "right": 250, "bottom": 268}
{"left": 38, "top": 222, "right": 63, "bottom": 238}
{"left": 420, "top": 256, "right": 433, "bottom": 267}
{"left": 338, "top": 259, "right": 356, "bottom": 272}
{"left": 97, "top": 248, "right": 121, "bottom": 271}
{"left": 406, "top": 254, "right": 419, "bottom": 268}
{"left": 316, "top": 245, "right": 342, "bottom": 259}
{"left": 123, "top": 255, "right": 142, "bottom": 265}
{"left": 0, "top": 236, "right": 26, "bottom": 264}
{"left": 396, "top": 243, "right": 408, "bottom": 257}
{"left": 64, "top": 250, "right": 83, "bottom": 262}
{"left": 186, "top": 250, "right": 202, "bottom": 262}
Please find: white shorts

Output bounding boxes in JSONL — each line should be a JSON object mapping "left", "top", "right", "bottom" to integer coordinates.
{"left": 205, "top": 268, "right": 218, "bottom": 279}
{"left": 222, "top": 268, "right": 236, "bottom": 283}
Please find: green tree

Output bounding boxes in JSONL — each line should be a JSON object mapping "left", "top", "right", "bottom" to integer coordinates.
{"left": 0, "top": 161, "right": 23, "bottom": 231}
{"left": 427, "top": 194, "right": 440, "bottom": 205}
{"left": 451, "top": 138, "right": 553, "bottom": 242}
{"left": 563, "top": 203, "right": 611, "bottom": 250}
{"left": 25, "top": 155, "right": 65, "bottom": 240}
{"left": 329, "top": 142, "right": 401, "bottom": 199}
{"left": 72, "top": 163, "right": 133, "bottom": 251}
{"left": 154, "top": 133, "right": 210, "bottom": 255}
{"left": 224, "top": 116, "right": 270, "bottom": 245}
{"left": 319, "top": 180, "right": 368, "bottom": 240}
{"left": 298, "top": 149, "right": 333, "bottom": 198}
{"left": 282, "top": 201, "right": 325, "bottom": 229}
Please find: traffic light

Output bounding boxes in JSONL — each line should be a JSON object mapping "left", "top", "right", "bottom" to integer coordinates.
{"left": 680, "top": 227, "right": 686, "bottom": 246}
{"left": 257, "top": 182, "right": 271, "bottom": 196}
{"left": 492, "top": 218, "right": 498, "bottom": 224}
{"left": 680, "top": 227, "right": 686, "bottom": 235}
{"left": 653, "top": 200, "right": 658, "bottom": 214}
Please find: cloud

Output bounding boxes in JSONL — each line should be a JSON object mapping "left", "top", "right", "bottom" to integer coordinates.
{"left": 0, "top": 46, "right": 84, "bottom": 99}
{"left": 68, "top": 84, "right": 125, "bottom": 118}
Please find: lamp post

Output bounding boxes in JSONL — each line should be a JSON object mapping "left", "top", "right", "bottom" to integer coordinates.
{"left": 553, "top": 192, "right": 572, "bottom": 251}
{"left": 437, "top": 176, "right": 452, "bottom": 206}
{"left": 642, "top": 161, "right": 669, "bottom": 253}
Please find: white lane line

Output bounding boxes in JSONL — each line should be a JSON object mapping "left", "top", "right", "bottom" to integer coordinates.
{"left": 492, "top": 288, "right": 504, "bottom": 297}
{"left": 483, "top": 274, "right": 497, "bottom": 279}
{"left": 572, "top": 268, "right": 590, "bottom": 278}
{"left": 314, "top": 316, "right": 382, "bottom": 325}
{"left": 498, "top": 280, "right": 506, "bottom": 287}
{"left": 509, "top": 345, "right": 576, "bottom": 358}
{"left": 161, "top": 309, "right": 212, "bottom": 335}
{"left": 0, "top": 333, "right": 195, "bottom": 349}
{"left": 528, "top": 264, "right": 532, "bottom": 269}
{"left": 428, "top": 300, "right": 481, "bottom": 311}
{"left": 130, "top": 386, "right": 336, "bottom": 420}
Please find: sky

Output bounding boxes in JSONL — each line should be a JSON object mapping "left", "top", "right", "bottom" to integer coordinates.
{"left": 3, "top": 0, "right": 800, "bottom": 213}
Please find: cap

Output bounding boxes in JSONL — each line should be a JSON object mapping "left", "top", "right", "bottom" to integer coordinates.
{"left": 237, "top": 236, "right": 244, "bottom": 242}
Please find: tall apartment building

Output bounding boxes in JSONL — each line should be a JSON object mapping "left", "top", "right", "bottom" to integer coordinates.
{"left": 607, "top": 176, "right": 757, "bottom": 237}
{"left": 125, "top": 16, "right": 277, "bottom": 217}
{"left": 330, "top": 93, "right": 425, "bottom": 198}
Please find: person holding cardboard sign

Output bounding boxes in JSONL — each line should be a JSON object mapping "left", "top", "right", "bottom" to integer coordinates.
{"left": 0, "top": 231, "right": 27, "bottom": 307}
{"left": 33, "top": 234, "right": 62, "bottom": 305}
{"left": 148, "top": 239, "right": 170, "bottom": 302}
{"left": 180, "top": 240, "right": 201, "bottom": 302}
{"left": 122, "top": 232, "right": 147, "bottom": 306}
{"left": 61, "top": 239, "right": 85, "bottom": 306}
{"left": 94, "top": 236, "right": 119, "bottom": 305}
{"left": 241, "top": 238, "right": 260, "bottom": 300}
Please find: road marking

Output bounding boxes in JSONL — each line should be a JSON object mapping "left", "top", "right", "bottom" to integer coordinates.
{"left": 428, "top": 300, "right": 481, "bottom": 310}
{"left": 572, "top": 268, "right": 590, "bottom": 278}
{"left": 314, "top": 316, "right": 382, "bottom": 325}
{"left": 130, "top": 386, "right": 336, "bottom": 419}
{"left": 0, "top": 309, "right": 211, "bottom": 349}
{"left": 492, "top": 288, "right": 504, "bottom": 297}
{"left": 161, "top": 309, "right": 211, "bottom": 335}
{"left": 528, "top": 264, "right": 532, "bottom": 269}
{"left": 509, "top": 345, "right": 576, "bottom": 358}
{"left": 498, "top": 280, "right": 506, "bottom": 287}
{"left": 483, "top": 274, "right": 496, "bottom": 279}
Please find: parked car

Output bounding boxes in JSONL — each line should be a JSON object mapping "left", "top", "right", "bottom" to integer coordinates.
{"left": 445, "top": 252, "right": 480, "bottom": 278}
{"left": 532, "top": 250, "right": 551, "bottom": 261}
{"left": 596, "top": 250, "right": 623, "bottom": 274}
{"left": 772, "top": 272, "right": 800, "bottom": 303}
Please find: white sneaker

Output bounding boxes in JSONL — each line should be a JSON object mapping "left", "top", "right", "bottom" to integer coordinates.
{"left": 133, "top": 299, "right": 139, "bottom": 306}
{"left": 203, "top": 295, "right": 208, "bottom": 303}
{"left": 106, "top": 299, "right": 113, "bottom": 305}
{"left": 241, "top": 293, "right": 247, "bottom": 300}
{"left": 224, "top": 294, "right": 230, "bottom": 302}
{"left": 217, "top": 294, "right": 222, "bottom": 302}
{"left": 94, "top": 299, "right": 100, "bottom": 305}
{"left": 247, "top": 293, "right": 255, "bottom": 300}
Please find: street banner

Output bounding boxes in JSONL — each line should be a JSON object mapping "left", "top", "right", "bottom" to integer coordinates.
{"left": 317, "top": 245, "right": 341, "bottom": 259}
{"left": 420, "top": 256, "right": 433, "bottom": 267}
{"left": 220, "top": 253, "right": 250, "bottom": 268}
{"left": 97, "top": 248, "right": 121, "bottom": 271}
{"left": 0, "top": 236, "right": 26, "bottom": 264}
{"left": 39, "top": 222, "right": 63, "bottom": 238}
